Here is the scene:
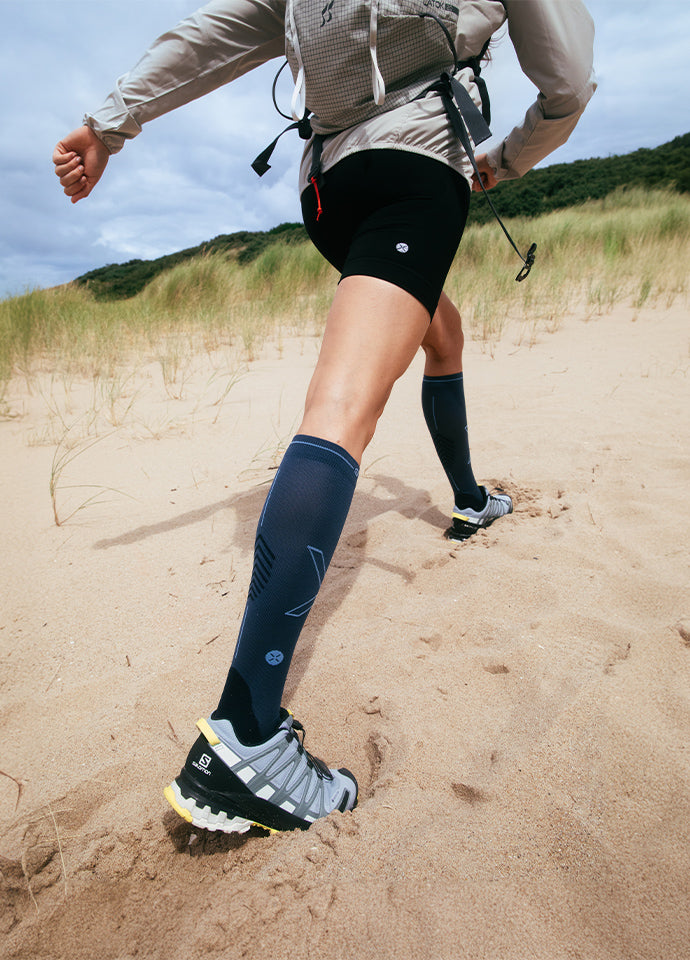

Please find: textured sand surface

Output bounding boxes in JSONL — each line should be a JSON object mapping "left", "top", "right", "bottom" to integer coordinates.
{"left": 1, "top": 302, "right": 689, "bottom": 959}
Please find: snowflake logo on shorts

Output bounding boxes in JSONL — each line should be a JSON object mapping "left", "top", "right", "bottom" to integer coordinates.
{"left": 396, "top": 242, "right": 409, "bottom": 253}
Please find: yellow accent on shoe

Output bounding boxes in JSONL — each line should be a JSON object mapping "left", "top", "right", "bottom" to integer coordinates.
{"left": 195, "top": 717, "right": 221, "bottom": 746}
{"left": 452, "top": 513, "right": 472, "bottom": 523}
{"left": 164, "top": 784, "right": 193, "bottom": 823}
{"left": 253, "top": 821, "right": 279, "bottom": 834}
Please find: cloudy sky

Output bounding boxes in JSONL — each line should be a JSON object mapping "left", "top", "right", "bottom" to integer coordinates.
{"left": 2, "top": 0, "right": 688, "bottom": 299}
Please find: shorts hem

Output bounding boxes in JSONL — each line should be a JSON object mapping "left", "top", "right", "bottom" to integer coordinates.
{"left": 340, "top": 256, "right": 438, "bottom": 317}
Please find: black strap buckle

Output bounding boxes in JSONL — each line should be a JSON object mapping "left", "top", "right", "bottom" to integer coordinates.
{"left": 251, "top": 114, "right": 312, "bottom": 177}
{"left": 515, "top": 243, "right": 537, "bottom": 282}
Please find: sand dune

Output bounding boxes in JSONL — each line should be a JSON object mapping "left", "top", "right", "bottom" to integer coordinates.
{"left": 1, "top": 300, "right": 689, "bottom": 959}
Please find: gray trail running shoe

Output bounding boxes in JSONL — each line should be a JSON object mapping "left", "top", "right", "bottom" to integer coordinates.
{"left": 445, "top": 485, "right": 513, "bottom": 542}
{"left": 164, "top": 710, "right": 358, "bottom": 834}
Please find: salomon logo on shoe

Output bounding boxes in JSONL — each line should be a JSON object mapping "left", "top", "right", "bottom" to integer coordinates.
{"left": 191, "top": 753, "right": 214, "bottom": 776}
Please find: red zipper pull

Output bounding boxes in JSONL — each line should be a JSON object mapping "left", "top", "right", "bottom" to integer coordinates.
{"left": 310, "top": 176, "right": 323, "bottom": 221}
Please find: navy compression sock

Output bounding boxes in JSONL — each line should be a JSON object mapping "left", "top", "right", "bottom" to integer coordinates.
{"left": 214, "top": 434, "right": 359, "bottom": 744}
{"left": 422, "top": 372, "right": 484, "bottom": 511}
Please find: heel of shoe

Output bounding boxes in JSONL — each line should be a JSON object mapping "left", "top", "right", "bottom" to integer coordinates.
{"left": 164, "top": 779, "right": 255, "bottom": 834}
{"left": 445, "top": 516, "right": 478, "bottom": 541}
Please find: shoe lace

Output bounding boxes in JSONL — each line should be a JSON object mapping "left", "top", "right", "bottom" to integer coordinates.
{"left": 288, "top": 719, "right": 331, "bottom": 779}
{"left": 485, "top": 493, "right": 509, "bottom": 519}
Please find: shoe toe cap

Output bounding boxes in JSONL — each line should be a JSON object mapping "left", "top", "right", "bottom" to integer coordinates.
{"left": 335, "top": 767, "right": 358, "bottom": 811}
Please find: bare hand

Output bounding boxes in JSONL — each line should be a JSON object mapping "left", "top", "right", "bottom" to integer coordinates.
{"left": 52, "top": 126, "right": 110, "bottom": 203}
{"left": 471, "top": 153, "right": 498, "bottom": 193}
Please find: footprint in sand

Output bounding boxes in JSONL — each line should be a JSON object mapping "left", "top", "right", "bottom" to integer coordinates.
{"left": 351, "top": 696, "right": 405, "bottom": 800}
{"left": 451, "top": 782, "right": 491, "bottom": 805}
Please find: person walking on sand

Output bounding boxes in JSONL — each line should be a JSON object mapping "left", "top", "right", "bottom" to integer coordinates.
{"left": 53, "top": 0, "right": 595, "bottom": 834}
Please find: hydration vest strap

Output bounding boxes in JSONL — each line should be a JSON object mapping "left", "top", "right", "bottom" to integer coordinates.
{"left": 446, "top": 74, "right": 491, "bottom": 146}
{"left": 308, "top": 134, "right": 325, "bottom": 184}
{"left": 435, "top": 72, "right": 536, "bottom": 281}
{"left": 471, "top": 70, "right": 491, "bottom": 126}
{"left": 252, "top": 115, "right": 313, "bottom": 177}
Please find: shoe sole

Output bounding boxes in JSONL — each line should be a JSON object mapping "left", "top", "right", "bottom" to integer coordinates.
{"left": 445, "top": 501, "right": 513, "bottom": 542}
{"left": 165, "top": 763, "right": 358, "bottom": 835}
{"left": 445, "top": 516, "right": 499, "bottom": 542}
{"left": 164, "top": 779, "right": 277, "bottom": 834}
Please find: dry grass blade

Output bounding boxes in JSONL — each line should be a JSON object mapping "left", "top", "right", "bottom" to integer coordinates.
{"left": 47, "top": 803, "right": 68, "bottom": 899}
{"left": 0, "top": 767, "right": 26, "bottom": 811}
{"left": 49, "top": 427, "right": 135, "bottom": 526}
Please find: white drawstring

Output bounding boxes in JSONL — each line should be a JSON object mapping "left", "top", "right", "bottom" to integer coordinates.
{"left": 369, "top": 0, "right": 386, "bottom": 105}
{"left": 288, "top": 0, "right": 307, "bottom": 120}
{"left": 290, "top": 0, "right": 387, "bottom": 117}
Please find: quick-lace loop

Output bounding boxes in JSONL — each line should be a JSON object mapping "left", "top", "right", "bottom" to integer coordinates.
{"left": 289, "top": 718, "right": 329, "bottom": 779}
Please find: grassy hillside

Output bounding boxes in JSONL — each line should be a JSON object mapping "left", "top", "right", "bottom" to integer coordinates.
{"left": 468, "top": 132, "right": 690, "bottom": 224}
{"left": 71, "top": 134, "right": 690, "bottom": 302}
{"left": 2, "top": 185, "right": 688, "bottom": 390}
{"left": 74, "top": 223, "right": 310, "bottom": 302}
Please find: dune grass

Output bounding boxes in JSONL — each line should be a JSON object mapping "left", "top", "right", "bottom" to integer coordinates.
{"left": 446, "top": 186, "right": 689, "bottom": 348}
{"left": 1, "top": 187, "right": 688, "bottom": 389}
{"left": 3, "top": 186, "right": 687, "bottom": 526}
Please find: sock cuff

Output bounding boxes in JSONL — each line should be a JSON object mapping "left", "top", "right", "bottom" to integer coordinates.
{"left": 289, "top": 434, "right": 360, "bottom": 481}
{"left": 422, "top": 372, "right": 464, "bottom": 385}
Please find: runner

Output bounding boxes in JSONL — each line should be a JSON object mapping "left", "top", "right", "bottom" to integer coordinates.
{"left": 53, "top": 0, "right": 596, "bottom": 833}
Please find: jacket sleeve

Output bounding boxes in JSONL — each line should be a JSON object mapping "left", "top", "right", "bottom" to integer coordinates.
{"left": 84, "top": 0, "right": 286, "bottom": 154}
{"left": 486, "top": 0, "right": 596, "bottom": 180}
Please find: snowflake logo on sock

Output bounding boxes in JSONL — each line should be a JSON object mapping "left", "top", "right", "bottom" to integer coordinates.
{"left": 265, "top": 649, "right": 284, "bottom": 666}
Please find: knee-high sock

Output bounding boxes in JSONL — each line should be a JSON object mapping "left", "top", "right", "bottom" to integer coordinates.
{"left": 214, "top": 434, "right": 359, "bottom": 744}
{"left": 422, "top": 372, "right": 484, "bottom": 510}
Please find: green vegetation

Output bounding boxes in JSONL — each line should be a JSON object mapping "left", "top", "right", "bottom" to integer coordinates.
{"left": 3, "top": 137, "right": 686, "bottom": 525}
{"left": 445, "top": 186, "right": 690, "bottom": 347}
{"left": 68, "top": 133, "right": 689, "bottom": 302}
{"left": 468, "top": 132, "right": 690, "bottom": 225}
{"left": 74, "top": 222, "right": 309, "bottom": 301}
{"left": 2, "top": 184, "right": 687, "bottom": 390}
{"left": 0, "top": 237, "right": 337, "bottom": 383}
{"left": 2, "top": 132, "right": 689, "bottom": 388}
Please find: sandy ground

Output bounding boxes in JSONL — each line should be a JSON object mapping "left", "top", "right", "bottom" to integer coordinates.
{"left": 1, "top": 300, "right": 689, "bottom": 960}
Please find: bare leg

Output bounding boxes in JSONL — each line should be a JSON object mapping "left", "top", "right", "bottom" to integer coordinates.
{"left": 214, "top": 275, "right": 431, "bottom": 741}
{"left": 420, "top": 292, "right": 485, "bottom": 509}
{"left": 299, "top": 275, "right": 431, "bottom": 461}
{"left": 421, "top": 291, "right": 464, "bottom": 376}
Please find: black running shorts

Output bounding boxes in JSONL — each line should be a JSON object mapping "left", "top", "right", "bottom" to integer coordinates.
{"left": 300, "top": 149, "right": 471, "bottom": 317}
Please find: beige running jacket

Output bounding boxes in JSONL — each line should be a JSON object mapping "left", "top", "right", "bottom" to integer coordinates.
{"left": 85, "top": 0, "right": 596, "bottom": 193}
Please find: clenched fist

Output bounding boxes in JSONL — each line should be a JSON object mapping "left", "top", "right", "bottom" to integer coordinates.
{"left": 52, "top": 125, "right": 110, "bottom": 203}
